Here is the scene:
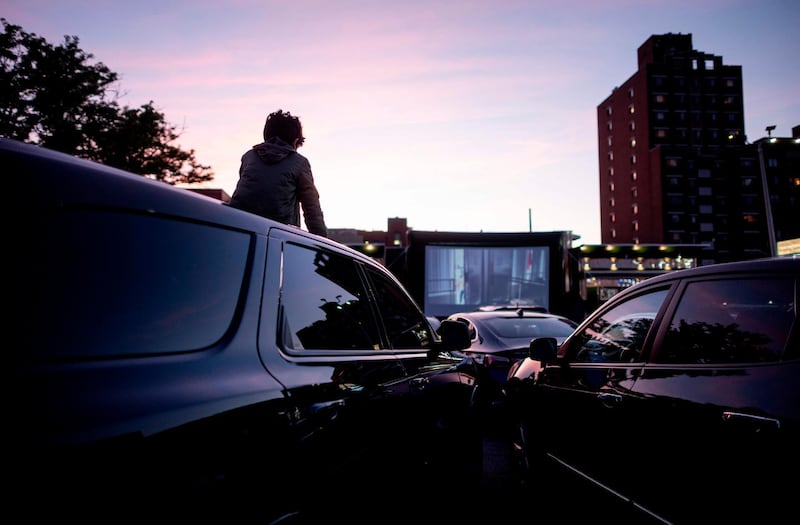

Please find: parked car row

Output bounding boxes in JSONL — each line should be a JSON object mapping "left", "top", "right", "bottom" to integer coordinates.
{"left": 7, "top": 138, "right": 481, "bottom": 525}
{"left": 9, "top": 137, "right": 799, "bottom": 524}
{"left": 504, "top": 256, "right": 800, "bottom": 524}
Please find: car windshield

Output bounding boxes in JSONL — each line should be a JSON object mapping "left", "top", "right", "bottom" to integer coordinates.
{"left": 486, "top": 317, "right": 576, "bottom": 339}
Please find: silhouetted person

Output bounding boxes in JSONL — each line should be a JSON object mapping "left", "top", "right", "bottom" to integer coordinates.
{"left": 230, "top": 109, "right": 327, "bottom": 237}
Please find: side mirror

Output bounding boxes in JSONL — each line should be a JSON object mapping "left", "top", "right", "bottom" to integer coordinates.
{"left": 437, "top": 319, "right": 471, "bottom": 351}
{"left": 529, "top": 337, "right": 558, "bottom": 363}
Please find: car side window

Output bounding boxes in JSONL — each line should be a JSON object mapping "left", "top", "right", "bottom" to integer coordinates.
{"left": 279, "top": 243, "right": 382, "bottom": 351}
{"left": 572, "top": 288, "right": 669, "bottom": 363}
{"left": 365, "top": 267, "right": 433, "bottom": 350}
{"left": 658, "top": 277, "right": 795, "bottom": 364}
{"left": 24, "top": 209, "right": 250, "bottom": 359}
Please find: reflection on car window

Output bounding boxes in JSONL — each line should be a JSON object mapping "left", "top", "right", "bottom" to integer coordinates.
{"left": 658, "top": 278, "right": 795, "bottom": 364}
{"left": 366, "top": 267, "right": 432, "bottom": 350}
{"left": 280, "top": 243, "right": 381, "bottom": 351}
{"left": 573, "top": 288, "right": 669, "bottom": 363}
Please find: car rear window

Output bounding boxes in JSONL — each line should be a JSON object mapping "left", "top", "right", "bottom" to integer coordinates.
{"left": 486, "top": 317, "right": 576, "bottom": 339}
{"left": 22, "top": 209, "right": 250, "bottom": 359}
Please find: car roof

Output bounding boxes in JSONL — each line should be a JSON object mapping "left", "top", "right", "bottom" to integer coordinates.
{"left": 448, "top": 309, "right": 574, "bottom": 322}
{"left": 4, "top": 137, "right": 380, "bottom": 265}
{"left": 476, "top": 305, "right": 549, "bottom": 313}
{"left": 626, "top": 256, "right": 799, "bottom": 288}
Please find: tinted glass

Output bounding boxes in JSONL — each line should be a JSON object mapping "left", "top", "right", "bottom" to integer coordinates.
{"left": 658, "top": 277, "right": 795, "bottom": 364}
{"left": 280, "top": 243, "right": 381, "bottom": 350}
{"left": 485, "top": 317, "right": 577, "bottom": 339}
{"left": 23, "top": 210, "right": 249, "bottom": 359}
{"left": 572, "top": 288, "right": 669, "bottom": 363}
{"left": 366, "top": 267, "right": 433, "bottom": 350}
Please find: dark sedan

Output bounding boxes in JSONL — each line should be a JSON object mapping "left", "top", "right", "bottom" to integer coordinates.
{"left": 505, "top": 257, "right": 800, "bottom": 524}
{"left": 446, "top": 306, "right": 578, "bottom": 415}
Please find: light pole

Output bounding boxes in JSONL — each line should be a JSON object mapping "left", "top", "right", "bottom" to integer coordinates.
{"left": 757, "top": 126, "right": 777, "bottom": 257}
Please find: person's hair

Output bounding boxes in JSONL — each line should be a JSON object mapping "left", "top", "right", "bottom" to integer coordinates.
{"left": 263, "top": 109, "right": 305, "bottom": 147}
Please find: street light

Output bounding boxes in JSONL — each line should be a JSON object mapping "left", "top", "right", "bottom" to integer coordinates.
{"left": 766, "top": 125, "right": 776, "bottom": 137}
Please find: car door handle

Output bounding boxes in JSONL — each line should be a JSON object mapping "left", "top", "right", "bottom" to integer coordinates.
{"left": 597, "top": 392, "right": 622, "bottom": 407}
{"left": 722, "top": 411, "right": 781, "bottom": 432}
{"left": 410, "top": 376, "right": 429, "bottom": 391}
{"left": 310, "top": 400, "right": 344, "bottom": 422}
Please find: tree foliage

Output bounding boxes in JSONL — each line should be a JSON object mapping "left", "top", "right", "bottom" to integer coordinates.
{"left": 0, "top": 18, "right": 213, "bottom": 185}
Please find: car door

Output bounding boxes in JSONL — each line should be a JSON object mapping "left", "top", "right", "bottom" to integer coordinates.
{"left": 531, "top": 284, "right": 673, "bottom": 501}
{"left": 256, "top": 229, "right": 478, "bottom": 518}
{"left": 628, "top": 269, "right": 799, "bottom": 524}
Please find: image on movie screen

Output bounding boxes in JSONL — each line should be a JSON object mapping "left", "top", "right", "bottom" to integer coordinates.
{"left": 424, "top": 245, "right": 550, "bottom": 317}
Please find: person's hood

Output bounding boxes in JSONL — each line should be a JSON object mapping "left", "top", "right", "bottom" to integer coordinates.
{"left": 251, "top": 137, "right": 296, "bottom": 164}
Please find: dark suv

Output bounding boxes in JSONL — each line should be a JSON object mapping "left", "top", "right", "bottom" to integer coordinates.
{"left": 505, "top": 257, "right": 799, "bottom": 524}
{"left": 7, "top": 138, "right": 480, "bottom": 524}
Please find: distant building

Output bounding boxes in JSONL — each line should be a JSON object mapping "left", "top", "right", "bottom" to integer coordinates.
{"left": 187, "top": 188, "right": 231, "bottom": 203}
{"left": 329, "top": 217, "right": 410, "bottom": 267}
{"left": 754, "top": 126, "right": 800, "bottom": 257}
{"left": 597, "top": 33, "right": 799, "bottom": 263}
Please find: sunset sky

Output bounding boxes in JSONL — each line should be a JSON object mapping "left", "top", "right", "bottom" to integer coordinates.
{"left": 5, "top": 0, "right": 799, "bottom": 244}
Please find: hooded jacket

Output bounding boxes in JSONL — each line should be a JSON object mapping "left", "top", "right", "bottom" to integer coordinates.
{"left": 230, "top": 137, "right": 327, "bottom": 237}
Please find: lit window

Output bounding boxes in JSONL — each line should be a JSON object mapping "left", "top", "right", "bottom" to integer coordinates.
{"left": 632, "top": 204, "right": 638, "bottom": 215}
{"left": 628, "top": 104, "right": 635, "bottom": 114}
{"left": 629, "top": 121, "right": 636, "bottom": 131}
{"left": 608, "top": 166, "right": 614, "bottom": 176}
{"left": 631, "top": 155, "right": 637, "bottom": 165}
{"left": 656, "top": 129, "right": 667, "bottom": 138}
{"left": 610, "top": 213, "right": 616, "bottom": 223}
{"left": 630, "top": 138, "right": 637, "bottom": 147}
{"left": 628, "top": 87, "right": 634, "bottom": 98}
{"left": 655, "top": 94, "right": 666, "bottom": 103}
{"left": 632, "top": 171, "right": 638, "bottom": 181}
{"left": 608, "top": 136, "right": 613, "bottom": 147}
{"left": 607, "top": 106, "right": 613, "bottom": 115}
{"left": 609, "top": 182, "right": 615, "bottom": 191}
{"left": 608, "top": 151, "right": 614, "bottom": 161}
{"left": 667, "top": 158, "right": 679, "bottom": 168}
